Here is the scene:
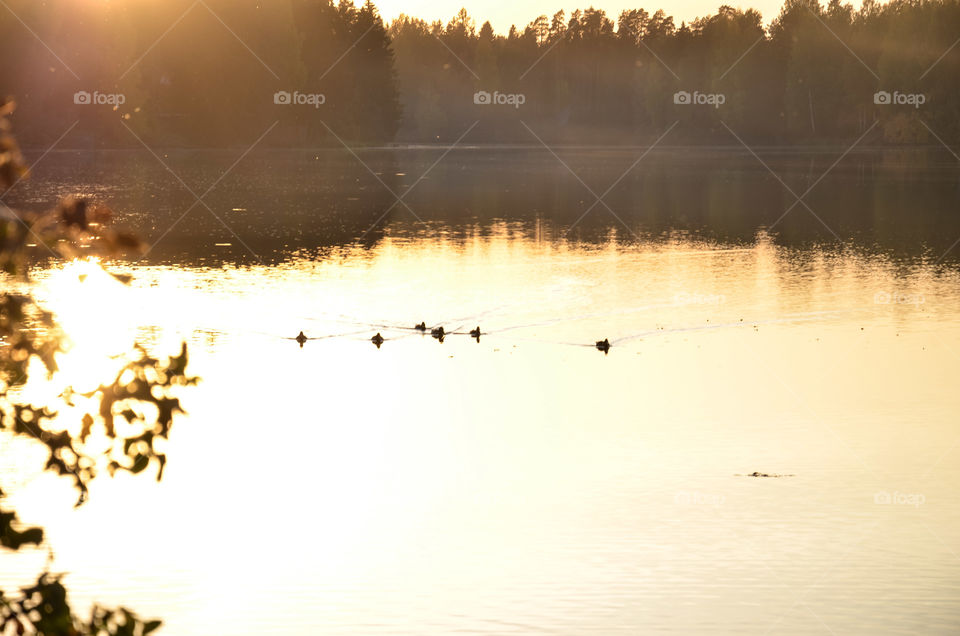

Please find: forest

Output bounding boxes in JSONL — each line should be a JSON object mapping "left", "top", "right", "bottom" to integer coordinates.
{"left": 0, "top": 0, "right": 957, "bottom": 147}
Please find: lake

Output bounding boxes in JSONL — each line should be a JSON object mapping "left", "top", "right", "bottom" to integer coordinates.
{"left": 2, "top": 146, "right": 959, "bottom": 634}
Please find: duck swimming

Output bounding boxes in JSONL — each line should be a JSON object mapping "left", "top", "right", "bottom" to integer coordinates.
{"left": 595, "top": 338, "right": 610, "bottom": 353}
{"left": 295, "top": 331, "right": 308, "bottom": 347}
{"left": 414, "top": 322, "right": 427, "bottom": 332}
{"left": 431, "top": 326, "right": 445, "bottom": 343}
{"left": 371, "top": 333, "right": 385, "bottom": 348}
{"left": 469, "top": 326, "right": 481, "bottom": 341}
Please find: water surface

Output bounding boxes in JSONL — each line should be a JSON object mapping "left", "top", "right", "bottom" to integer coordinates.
{"left": 2, "top": 148, "right": 959, "bottom": 634}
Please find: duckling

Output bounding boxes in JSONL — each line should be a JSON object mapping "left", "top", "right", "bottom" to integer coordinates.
{"left": 371, "top": 332, "right": 385, "bottom": 348}
{"left": 295, "top": 331, "right": 308, "bottom": 347}
{"left": 469, "top": 326, "right": 481, "bottom": 341}
{"left": 431, "top": 326, "right": 445, "bottom": 343}
{"left": 595, "top": 338, "right": 610, "bottom": 353}
{"left": 414, "top": 322, "right": 427, "bottom": 332}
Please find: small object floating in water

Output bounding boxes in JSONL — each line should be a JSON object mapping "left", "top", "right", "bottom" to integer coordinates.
{"left": 295, "top": 331, "right": 308, "bottom": 347}
{"left": 414, "top": 322, "right": 427, "bottom": 332}
{"left": 595, "top": 338, "right": 611, "bottom": 354}
{"left": 371, "top": 333, "right": 385, "bottom": 348}
{"left": 738, "top": 471, "right": 795, "bottom": 478}
{"left": 431, "top": 326, "right": 445, "bottom": 343}
{"left": 469, "top": 326, "right": 481, "bottom": 341}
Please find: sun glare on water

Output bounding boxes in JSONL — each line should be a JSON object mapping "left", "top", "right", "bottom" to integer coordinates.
{"left": 33, "top": 258, "right": 139, "bottom": 397}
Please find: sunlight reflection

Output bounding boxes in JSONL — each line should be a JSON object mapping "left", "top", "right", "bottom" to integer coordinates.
{"left": 4, "top": 235, "right": 960, "bottom": 636}
{"left": 38, "top": 259, "right": 137, "bottom": 393}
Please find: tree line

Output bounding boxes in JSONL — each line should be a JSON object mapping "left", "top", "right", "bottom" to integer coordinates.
{"left": 0, "top": 0, "right": 957, "bottom": 147}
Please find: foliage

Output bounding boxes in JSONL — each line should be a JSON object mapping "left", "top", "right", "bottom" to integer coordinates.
{"left": 0, "top": 99, "right": 195, "bottom": 635}
{"left": 2, "top": 0, "right": 957, "bottom": 147}
{"left": 1, "top": 573, "right": 162, "bottom": 636}
{"left": 390, "top": 0, "right": 959, "bottom": 144}
{"left": 292, "top": 0, "right": 401, "bottom": 143}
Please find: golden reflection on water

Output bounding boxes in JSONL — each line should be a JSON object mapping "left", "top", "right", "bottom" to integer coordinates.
{"left": 4, "top": 228, "right": 960, "bottom": 634}
{"left": 37, "top": 260, "right": 137, "bottom": 387}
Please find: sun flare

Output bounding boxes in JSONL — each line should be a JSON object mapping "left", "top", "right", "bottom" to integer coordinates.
{"left": 35, "top": 258, "right": 138, "bottom": 395}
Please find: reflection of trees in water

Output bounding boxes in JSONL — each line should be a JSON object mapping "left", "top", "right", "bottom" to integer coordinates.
{"left": 375, "top": 148, "right": 960, "bottom": 257}
{"left": 11, "top": 150, "right": 401, "bottom": 264}
{"left": 9, "top": 149, "right": 960, "bottom": 265}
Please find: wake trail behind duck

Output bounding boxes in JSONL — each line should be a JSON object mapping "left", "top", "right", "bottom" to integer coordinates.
{"left": 483, "top": 301, "right": 682, "bottom": 335}
{"left": 610, "top": 308, "right": 861, "bottom": 345}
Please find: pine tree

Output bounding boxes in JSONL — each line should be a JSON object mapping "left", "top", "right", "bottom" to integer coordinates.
{"left": 351, "top": 0, "right": 401, "bottom": 142}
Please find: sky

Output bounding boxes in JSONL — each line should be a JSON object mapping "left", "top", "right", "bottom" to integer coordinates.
{"left": 373, "top": 0, "right": 831, "bottom": 33}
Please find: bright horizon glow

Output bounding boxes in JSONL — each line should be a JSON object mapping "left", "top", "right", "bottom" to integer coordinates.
{"left": 374, "top": 0, "right": 866, "bottom": 33}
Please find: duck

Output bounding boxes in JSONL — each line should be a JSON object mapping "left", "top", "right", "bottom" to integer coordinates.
{"left": 469, "top": 326, "right": 481, "bottom": 341}
{"left": 414, "top": 322, "right": 427, "bottom": 332}
{"left": 595, "top": 338, "right": 610, "bottom": 353}
{"left": 371, "top": 333, "right": 385, "bottom": 348}
{"left": 295, "top": 331, "right": 308, "bottom": 347}
{"left": 431, "top": 326, "right": 445, "bottom": 338}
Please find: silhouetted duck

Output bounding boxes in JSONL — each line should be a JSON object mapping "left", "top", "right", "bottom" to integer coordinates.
{"left": 595, "top": 338, "right": 610, "bottom": 353}
{"left": 295, "top": 331, "right": 308, "bottom": 347}
{"left": 414, "top": 322, "right": 427, "bottom": 332}
{"left": 371, "top": 333, "right": 385, "bottom": 348}
{"left": 431, "top": 326, "right": 445, "bottom": 343}
{"left": 469, "top": 326, "right": 481, "bottom": 341}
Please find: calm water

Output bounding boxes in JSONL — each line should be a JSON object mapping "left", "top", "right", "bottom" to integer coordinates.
{"left": 2, "top": 148, "right": 960, "bottom": 634}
